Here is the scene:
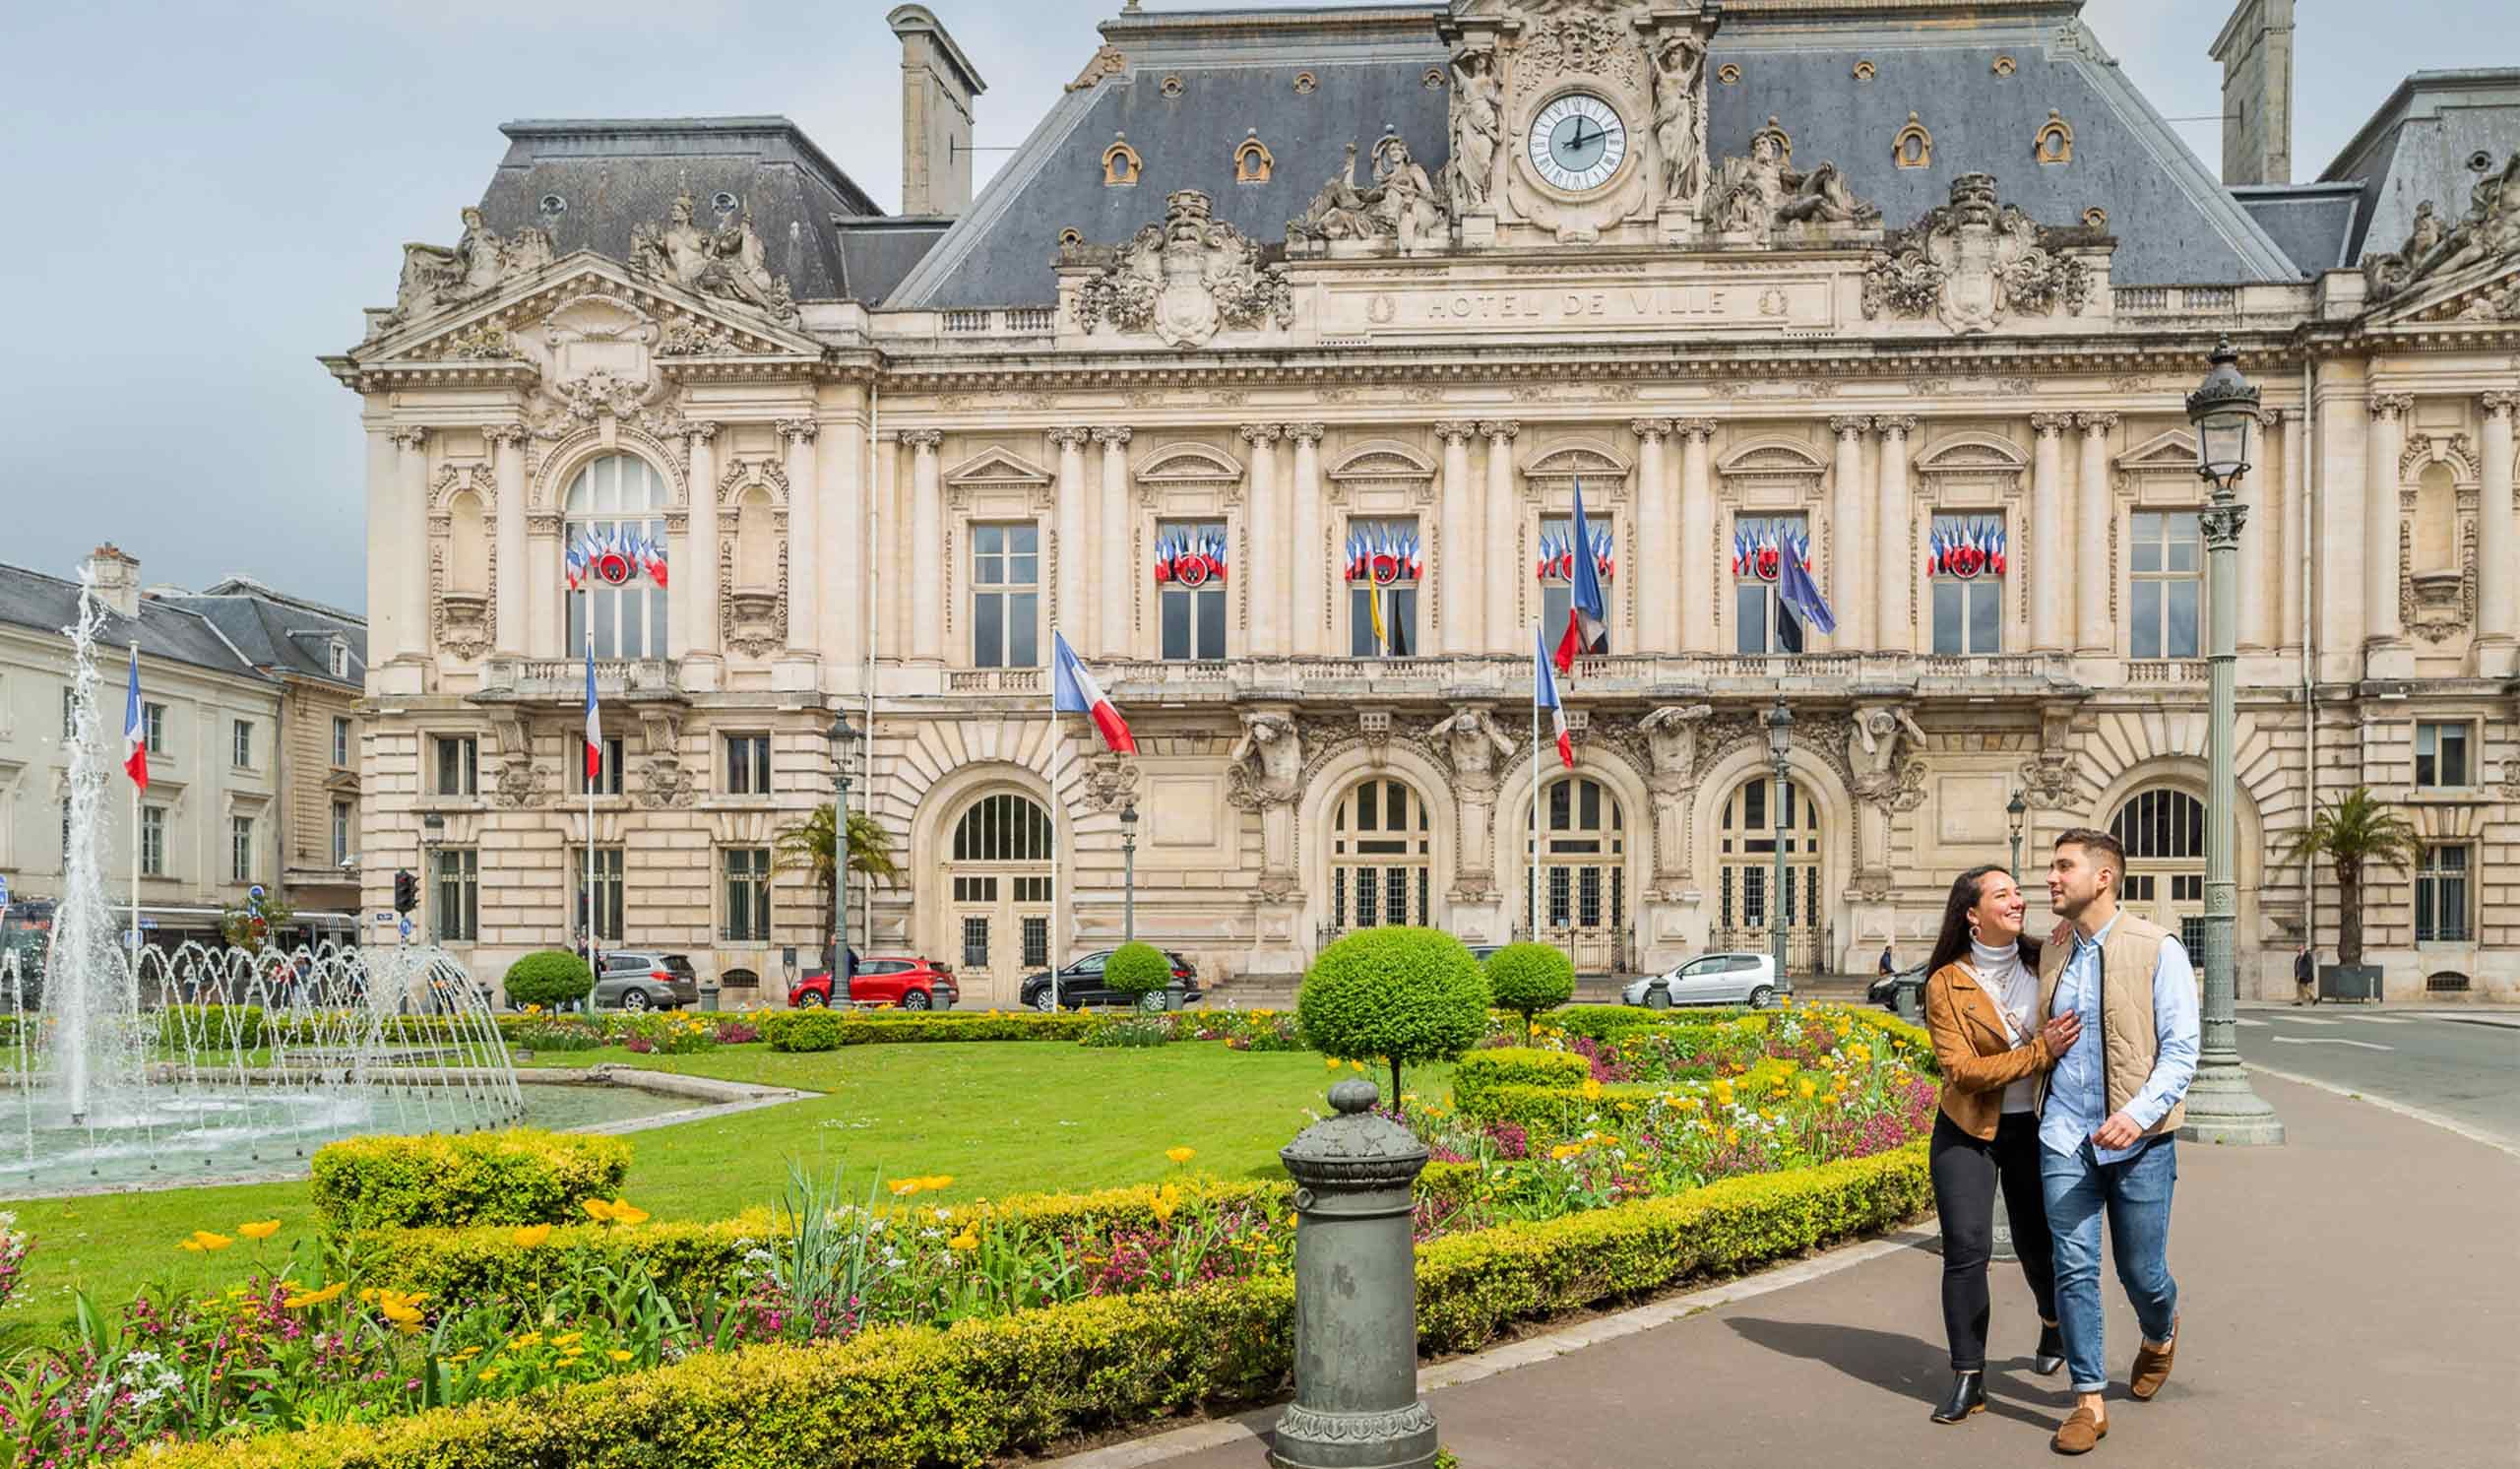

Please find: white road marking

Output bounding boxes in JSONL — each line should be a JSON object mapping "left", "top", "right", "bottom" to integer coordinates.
{"left": 2351, "top": 1016, "right": 2411, "bottom": 1026}
{"left": 2272, "top": 1035, "right": 2392, "bottom": 1052}
{"left": 2275, "top": 1015, "right": 2343, "bottom": 1026}
{"left": 2236, "top": 1018, "right": 2270, "bottom": 1028}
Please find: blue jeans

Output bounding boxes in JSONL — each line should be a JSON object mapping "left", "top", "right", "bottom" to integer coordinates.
{"left": 2041, "top": 1134, "right": 2179, "bottom": 1393}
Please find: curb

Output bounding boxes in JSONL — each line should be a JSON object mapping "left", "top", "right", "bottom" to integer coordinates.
{"left": 2245, "top": 1063, "right": 2520, "bottom": 1162}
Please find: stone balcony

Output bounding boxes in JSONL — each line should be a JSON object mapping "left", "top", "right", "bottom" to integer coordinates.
{"left": 1090, "top": 652, "right": 2083, "bottom": 705}
{"left": 468, "top": 657, "right": 685, "bottom": 707}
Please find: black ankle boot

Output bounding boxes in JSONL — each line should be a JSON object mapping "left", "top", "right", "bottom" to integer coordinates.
{"left": 1932, "top": 1371, "right": 1986, "bottom": 1423}
{"left": 2035, "top": 1322, "right": 2066, "bottom": 1376}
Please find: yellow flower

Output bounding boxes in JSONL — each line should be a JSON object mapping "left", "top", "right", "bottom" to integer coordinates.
{"left": 1796, "top": 1078, "right": 1817, "bottom": 1100}
{"left": 1165, "top": 1147, "right": 1196, "bottom": 1165}
{"left": 180, "top": 1231, "right": 233, "bottom": 1252}
{"left": 888, "top": 1179, "right": 924, "bottom": 1197}
{"left": 552, "top": 1331, "right": 584, "bottom": 1348}
{"left": 604, "top": 1198, "right": 651, "bottom": 1227}
{"left": 237, "top": 1219, "right": 283, "bottom": 1242}
{"left": 1350, "top": 1060, "right": 1366, "bottom": 1072}
{"left": 283, "top": 1282, "right": 346, "bottom": 1309}
{"left": 1150, "top": 1183, "right": 1182, "bottom": 1227}
{"left": 607, "top": 1349, "right": 635, "bottom": 1364}
{"left": 948, "top": 1229, "right": 978, "bottom": 1251}
{"left": 512, "top": 1224, "right": 553, "bottom": 1247}
{"left": 919, "top": 1176, "right": 955, "bottom": 1192}
{"left": 476, "top": 1367, "right": 503, "bottom": 1383}
{"left": 1325, "top": 1057, "right": 1344, "bottom": 1071}
{"left": 510, "top": 1331, "right": 543, "bottom": 1350}
{"left": 581, "top": 1197, "right": 618, "bottom": 1222}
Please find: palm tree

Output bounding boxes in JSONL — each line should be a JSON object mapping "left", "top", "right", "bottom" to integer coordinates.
{"left": 773, "top": 803, "right": 900, "bottom": 955}
{"left": 2278, "top": 786, "right": 2422, "bottom": 969}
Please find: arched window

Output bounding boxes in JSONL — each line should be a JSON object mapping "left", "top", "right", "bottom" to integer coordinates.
{"left": 563, "top": 455, "right": 668, "bottom": 659}
{"left": 1530, "top": 776, "right": 1628, "bottom": 971}
{"left": 1716, "top": 774, "right": 1824, "bottom": 970}
{"left": 2110, "top": 787, "right": 2207, "bottom": 953}
{"left": 945, "top": 792, "right": 1056, "bottom": 1003}
{"left": 1329, "top": 778, "right": 1431, "bottom": 932}
{"left": 953, "top": 793, "right": 1053, "bottom": 862}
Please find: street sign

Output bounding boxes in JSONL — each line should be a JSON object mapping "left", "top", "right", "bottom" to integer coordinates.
{"left": 0, "top": 874, "right": 11, "bottom": 909}
{"left": 398, "top": 917, "right": 413, "bottom": 940}
{"left": 373, "top": 912, "right": 396, "bottom": 925}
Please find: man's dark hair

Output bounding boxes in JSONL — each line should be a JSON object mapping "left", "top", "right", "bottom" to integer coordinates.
{"left": 2053, "top": 826, "right": 2126, "bottom": 884}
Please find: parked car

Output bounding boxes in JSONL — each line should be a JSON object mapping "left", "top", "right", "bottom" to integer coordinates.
{"left": 1019, "top": 949, "right": 1202, "bottom": 1011}
{"left": 592, "top": 951, "right": 700, "bottom": 1011}
{"left": 1620, "top": 952, "right": 1788, "bottom": 1010}
{"left": 1867, "top": 962, "right": 1929, "bottom": 1012}
{"left": 790, "top": 954, "right": 959, "bottom": 1011}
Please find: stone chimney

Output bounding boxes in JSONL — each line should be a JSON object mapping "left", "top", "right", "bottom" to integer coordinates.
{"left": 88, "top": 543, "right": 140, "bottom": 619}
{"left": 889, "top": 4, "right": 987, "bottom": 217}
{"left": 2210, "top": 0, "right": 2295, "bottom": 186}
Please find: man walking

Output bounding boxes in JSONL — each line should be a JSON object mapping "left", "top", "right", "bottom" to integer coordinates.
{"left": 2293, "top": 944, "right": 2318, "bottom": 1006}
{"left": 2038, "top": 828, "right": 2198, "bottom": 1454}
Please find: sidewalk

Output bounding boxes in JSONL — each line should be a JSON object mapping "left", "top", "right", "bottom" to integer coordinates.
{"left": 1130, "top": 1075, "right": 2519, "bottom": 1469}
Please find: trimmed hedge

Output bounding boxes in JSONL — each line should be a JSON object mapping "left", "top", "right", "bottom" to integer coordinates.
{"left": 308, "top": 1128, "right": 631, "bottom": 1233}
{"left": 149, "top": 1145, "right": 1927, "bottom": 1469}
{"left": 765, "top": 1011, "right": 1105, "bottom": 1050}
{"left": 1483, "top": 942, "right": 1575, "bottom": 1035}
{"left": 501, "top": 949, "right": 594, "bottom": 1009}
{"left": 1456, "top": 1079, "right": 1674, "bottom": 1130}
{"left": 762, "top": 1007, "right": 850, "bottom": 1052}
{"left": 1450, "top": 1047, "right": 1591, "bottom": 1107}
{"left": 1296, "top": 927, "right": 1489, "bottom": 1082}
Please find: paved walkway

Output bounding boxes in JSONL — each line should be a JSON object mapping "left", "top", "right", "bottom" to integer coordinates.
{"left": 1126, "top": 1075, "right": 2519, "bottom": 1469}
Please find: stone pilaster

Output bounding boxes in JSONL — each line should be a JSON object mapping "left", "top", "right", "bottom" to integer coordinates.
{"left": 1287, "top": 424, "right": 1326, "bottom": 658}
{"left": 898, "top": 427, "right": 942, "bottom": 664}
{"left": 1675, "top": 419, "right": 1720, "bottom": 653}
{"left": 1094, "top": 426, "right": 1134, "bottom": 660}
{"left": 2030, "top": 414, "right": 2073, "bottom": 654}
{"left": 1480, "top": 420, "right": 1520, "bottom": 654}
{"left": 1828, "top": 415, "right": 1871, "bottom": 650}
{"left": 780, "top": 418, "right": 822, "bottom": 662}
{"left": 1631, "top": 419, "right": 1673, "bottom": 654}
{"left": 1240, "top": 424, "right": 1284, "bottom": 655}
{"left": 1872, "top": 416, "right": 1916, "bottom": 655}
{"left": 2479, "top": 393, "right": 2519, "bottom": 674}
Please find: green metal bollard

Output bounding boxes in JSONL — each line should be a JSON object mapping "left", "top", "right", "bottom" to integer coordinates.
{"left": 1273, "top": 1078, "right": 1437, "bottom": 1469}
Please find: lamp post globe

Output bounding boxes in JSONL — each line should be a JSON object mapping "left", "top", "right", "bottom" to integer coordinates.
{"left": 2006, "top": 789, "right": 2027, "bottom": 875}
{"left": 2180, "top": 337, "right": 2284, "bottom": 1145}
{"left": 1763, "top": 698, "right": 1793, "bottom": 986}
{"left": 826, "top": 712, "right": 861, "bottom": 991}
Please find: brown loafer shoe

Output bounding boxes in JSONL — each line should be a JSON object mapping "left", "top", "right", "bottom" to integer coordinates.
{"left": 2129, "top": 1318, "right": 2178, "bottom": 1400}
{"left": 2052, "top": 1406, "right": 2108, "bottom": 1455}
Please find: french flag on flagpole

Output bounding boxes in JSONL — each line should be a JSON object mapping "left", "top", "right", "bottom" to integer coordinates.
{"left": 1535, "top": 624, "right": 1574, "bottom": 771}
{"left": 582, "top": 638, "right": 603, "bottom": 782}
{"left": 1552, "top": 478, "right": 1608, "bottom": 674}
{"left": 122, "top": 645, "right": 149, "bottom": 791}
{"left": 1052, "top": 631, "right": 1137, "bottom": 754}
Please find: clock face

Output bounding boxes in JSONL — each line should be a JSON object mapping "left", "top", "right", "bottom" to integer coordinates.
{"left": 1528, "top": 93, "right": 1627, "bottom": 193}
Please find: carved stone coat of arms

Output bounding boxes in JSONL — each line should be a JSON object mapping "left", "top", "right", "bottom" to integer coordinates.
{"left": 1863, "top": 173, "right": 2093, "bottom": 335}
{"left": 1074, "top": 190, "right": 1293, "bottom": 350}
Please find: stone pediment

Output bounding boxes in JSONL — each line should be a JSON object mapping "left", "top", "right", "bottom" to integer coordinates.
{"left": 944, "top": 447, "right": 1054, "bottom": 489}
{"left": 350, "top": 254, "right": 820, "bottom": 369}
{"left": 2115, "top": 428, "right": 2198, "bottom": 476}
{"left": 2371, "top": 258, "right": 2520, "bottom": 328}
{"left": 1137, "top": 442, "right": 1245, "bottom": 484}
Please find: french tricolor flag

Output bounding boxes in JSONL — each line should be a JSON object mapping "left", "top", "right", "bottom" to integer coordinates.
{"left": 582, "top": 638, "right": 602, "bottom": 783}
{"left": 1535, "top": 624, "right": 1573, "bottom": 771}
{"left": 1052, "top": 631, "right": 1136, "bottom": 754}
{"left": 122, "top": 645, "right": 149, "bottom": 792}
{"left": 1552, "top": 478, "right": 1608, "bottom": 674}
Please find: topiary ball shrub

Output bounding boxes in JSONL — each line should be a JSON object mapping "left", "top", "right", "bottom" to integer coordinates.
{"left": 503, "top": 950, "right": 595, "bottom": 1010}
{"left": 1485, "top": 942, "right": 1576, "bottom": 1041}
{"left": 1104, "top": 941, "right": 1175, "bottom": 1009}
{"left": 1296, "top": 926, "right": 1490, "bottom": 1115}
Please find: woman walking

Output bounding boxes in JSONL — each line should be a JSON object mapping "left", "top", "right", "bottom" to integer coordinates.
{"left": 1921, "top": 864, "right": 2076, "bottom": 1423}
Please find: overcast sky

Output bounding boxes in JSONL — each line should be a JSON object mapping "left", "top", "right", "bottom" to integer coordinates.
{"left": 1, "top": 0, "right": 2499, "bottom": 613}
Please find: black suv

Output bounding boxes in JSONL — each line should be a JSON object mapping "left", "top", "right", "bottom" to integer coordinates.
{"left": 1019, "top": 949, "right": 1202, "bottom": 1011}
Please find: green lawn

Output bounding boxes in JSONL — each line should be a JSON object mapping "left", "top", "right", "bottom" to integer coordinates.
{"left": 3, "top": 1042, "right": 1450, "bottom": 1344}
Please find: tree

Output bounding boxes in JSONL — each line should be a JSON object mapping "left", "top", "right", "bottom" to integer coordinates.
{"left": 1484, "top": 942, "right": 1575, "bottom": 1042}
{"left": 1295, "top": 926, "right": 1490, "bottom": 1116}
{"left": 2278, "top": 786, "right": 2422, "bottom": 970}
{"left": 773, "top": 803, "right": 901, "bottom": 954}
{"left": 1104, "top": 941, "right": 1174, "bottom": 1010}
{"left": 504, "top": 950, "right": 596, "bottom": 1009}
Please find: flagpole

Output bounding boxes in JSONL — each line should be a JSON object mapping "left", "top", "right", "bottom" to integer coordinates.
{"left": 585, "top": 623, "right": 597, "bottom": 988}
{"left": 1529, "top": 627, "right": 1540, "bottom": 943}
{"left": 1049, "top": 702, "right": 1063, "bottom": 1013}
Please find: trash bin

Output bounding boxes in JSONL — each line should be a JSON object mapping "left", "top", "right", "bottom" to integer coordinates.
{"left": 699, "top": 982, "right": 722, "bottom": 1012}
{"left": 1892, "top": 980, "right": 1923, "bottom": 1023}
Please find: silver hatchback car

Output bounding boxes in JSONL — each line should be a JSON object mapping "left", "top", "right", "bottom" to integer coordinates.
{"left": 1621, "top": 952, "right": 1789, "bottom": 1010}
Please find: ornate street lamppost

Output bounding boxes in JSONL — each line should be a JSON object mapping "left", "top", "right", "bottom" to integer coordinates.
{"left": 2006, "top": 789, "right": 2027, "bottom": 875}
{"left": 1764, "top": 698, "right": 1793, "bottom": 984}
{"left": 827, "top": 712, "right": 860, "bottom": 997}
{"left": 420, "top": 812, "right": 445, "bottom": 946}
{"left": 1119, "top": 800, "right": 1139, "bottom": 943}
{"left": 2181, "top": 337, "right": 2284, "bottom": 1145}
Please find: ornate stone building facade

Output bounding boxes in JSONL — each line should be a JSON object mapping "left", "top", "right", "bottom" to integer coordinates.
{"left": 334, "top": 2, "right": 2520, "bottom": 1005}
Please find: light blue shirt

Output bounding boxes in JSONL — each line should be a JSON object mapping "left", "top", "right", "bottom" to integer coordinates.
{"left": 2041, "top": 911, "right": 2201, "bottom": 1164}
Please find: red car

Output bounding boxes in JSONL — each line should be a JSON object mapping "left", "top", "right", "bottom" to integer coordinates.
{"left": 789, "top": 954, "right": 959, "bottom": 1011}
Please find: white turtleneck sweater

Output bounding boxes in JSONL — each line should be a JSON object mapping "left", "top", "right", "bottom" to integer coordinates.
{"left": 1963, "top": 938, "right": 2041, "bottom": 1115}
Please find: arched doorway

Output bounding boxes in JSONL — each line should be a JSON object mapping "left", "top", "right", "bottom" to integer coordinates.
{"left": 1324, "top": 777, "right": 1432, "bottom": 940}
{"left": 1525, "top": 775, "right": 1629, "bottom": 973}
{"left": 944, "top": 792, "right": 1055, "bottom": 1007}
{"left": 2110, "top": 787, "right": 2205, "bottom": 955}
{"left": 1714, "top": 774, "right": 1825, "bottom": 971}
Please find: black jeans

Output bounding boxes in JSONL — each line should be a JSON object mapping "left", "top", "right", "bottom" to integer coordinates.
{"left": 1929, "top": 1110, "right": 2057, "bottom": 1373}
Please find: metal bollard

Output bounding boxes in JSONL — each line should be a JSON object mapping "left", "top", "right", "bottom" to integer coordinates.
{"left": 1273, "top": 1078, "right": 1437, "bottom": 1469}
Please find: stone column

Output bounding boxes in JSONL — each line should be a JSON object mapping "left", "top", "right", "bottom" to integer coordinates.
{"left": 1288, "top": 424, "right": 1326, "bottom": 657}
{"left": 1050, "top": 427, "right": 1090, "bottom": 648}
{"left": 1435, "top": 421, "right": 1480, "bottom": 655}
{"left": 819, "top": 415, "right": 863, "bottom": 681}
{"left": 2479, "top": 393, "right": 2520, "bottom": 674}
{"left": 780, "top": 419, "right": 821, "bottom": 659}
{"left": 2278, "top": 408, "right": 2305, "bottom": 654}
{"left": 902, "top": 428, "right": 944, "bottom": 664}
{"left": 1480, "top": 421, "right": 1520, "bottom": 652}
{"left": 679, "top": 421, "right": 720, "bottom": 665}
{"left": 1829, "top": 416, "right": 1871, "bottom": 651}
{"left": 393, "top": 426, "right": 430, "bottom": 662}
{"left": 2365, "top": 394, "right": 2412, "bottom": 649}
{"left": 1240, "top": 424, "right": 1283, "bottom": 655}
{"left": 1631, "top": 419, "right": 1673, "bottom": 655}
{"left": 1874, "top": 416, "right": 1916, "bottom": 655}
{"left": 1676, "top": 419, "right": 1719, "bottom": 653}
{"left": 2030, "top": 414, "right": 2072, "bottom": 654}
{"left": 364, "top": 427, "right": 401, "bottom": 667}
{"left": 2236, "top": 409, "right": 2277, "bottom": 654}
{"left": 2074, "top": 414, "right": 2116, "bottom": 655}
{"left": 487, "top": 423, "right": 529, "bottom": 658}
{"left": 1095, "top": 427, "right": 1133, "bottom": 659}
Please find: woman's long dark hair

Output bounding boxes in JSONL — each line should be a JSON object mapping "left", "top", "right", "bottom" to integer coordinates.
{"left": 1924, "top": 864, "right": 2042, "bottom": 979}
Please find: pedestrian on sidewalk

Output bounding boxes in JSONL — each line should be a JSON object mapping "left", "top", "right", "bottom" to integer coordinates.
{"left": 1879, "top": 940, "right": 1897, "bottom": 978}
{"left": 1920, "top": 863, "right": 2076, "bottom": 1425}
{"left": 2293, "top": 944, "right": 2319, "bottom": 1006}
{"left": 2037, "top": 828, "right": 2199, "bottom": 1455}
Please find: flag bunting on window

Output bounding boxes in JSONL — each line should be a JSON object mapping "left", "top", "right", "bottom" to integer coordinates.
{"left": 1345, "top": 526, "right": 1423, "bottom": 584}
{"left": 1153, "top": 529, "right": 1228, "bottom": 586}
{"left": 1924, "top": 519, "right": 2007, "bottom": 579}
{"left": 566, "top": 528, "right": 667, "bottom": 590}
{"left": 1731, "top": 522, "right": 1816, "bottom": 582}
{"left": 1536, "top": 525, "right": 1616, "bottom": 581}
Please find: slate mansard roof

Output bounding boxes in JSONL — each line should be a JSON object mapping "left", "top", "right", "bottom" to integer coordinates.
{"left": 159, "top": 579, "right": 368, "bottom": 692}
{"left": 0, "top": 564, "right": 269, "bottom": 684}
{"left": 2317, "top": 68, "right": 2520, "bottom": 266}
{"left": 888, "top": 0, "right": 2299, "bottom": 310}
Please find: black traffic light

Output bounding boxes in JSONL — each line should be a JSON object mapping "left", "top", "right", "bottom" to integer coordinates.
{"left": 393, "top": 869, "right": 417, "bottom": 915}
